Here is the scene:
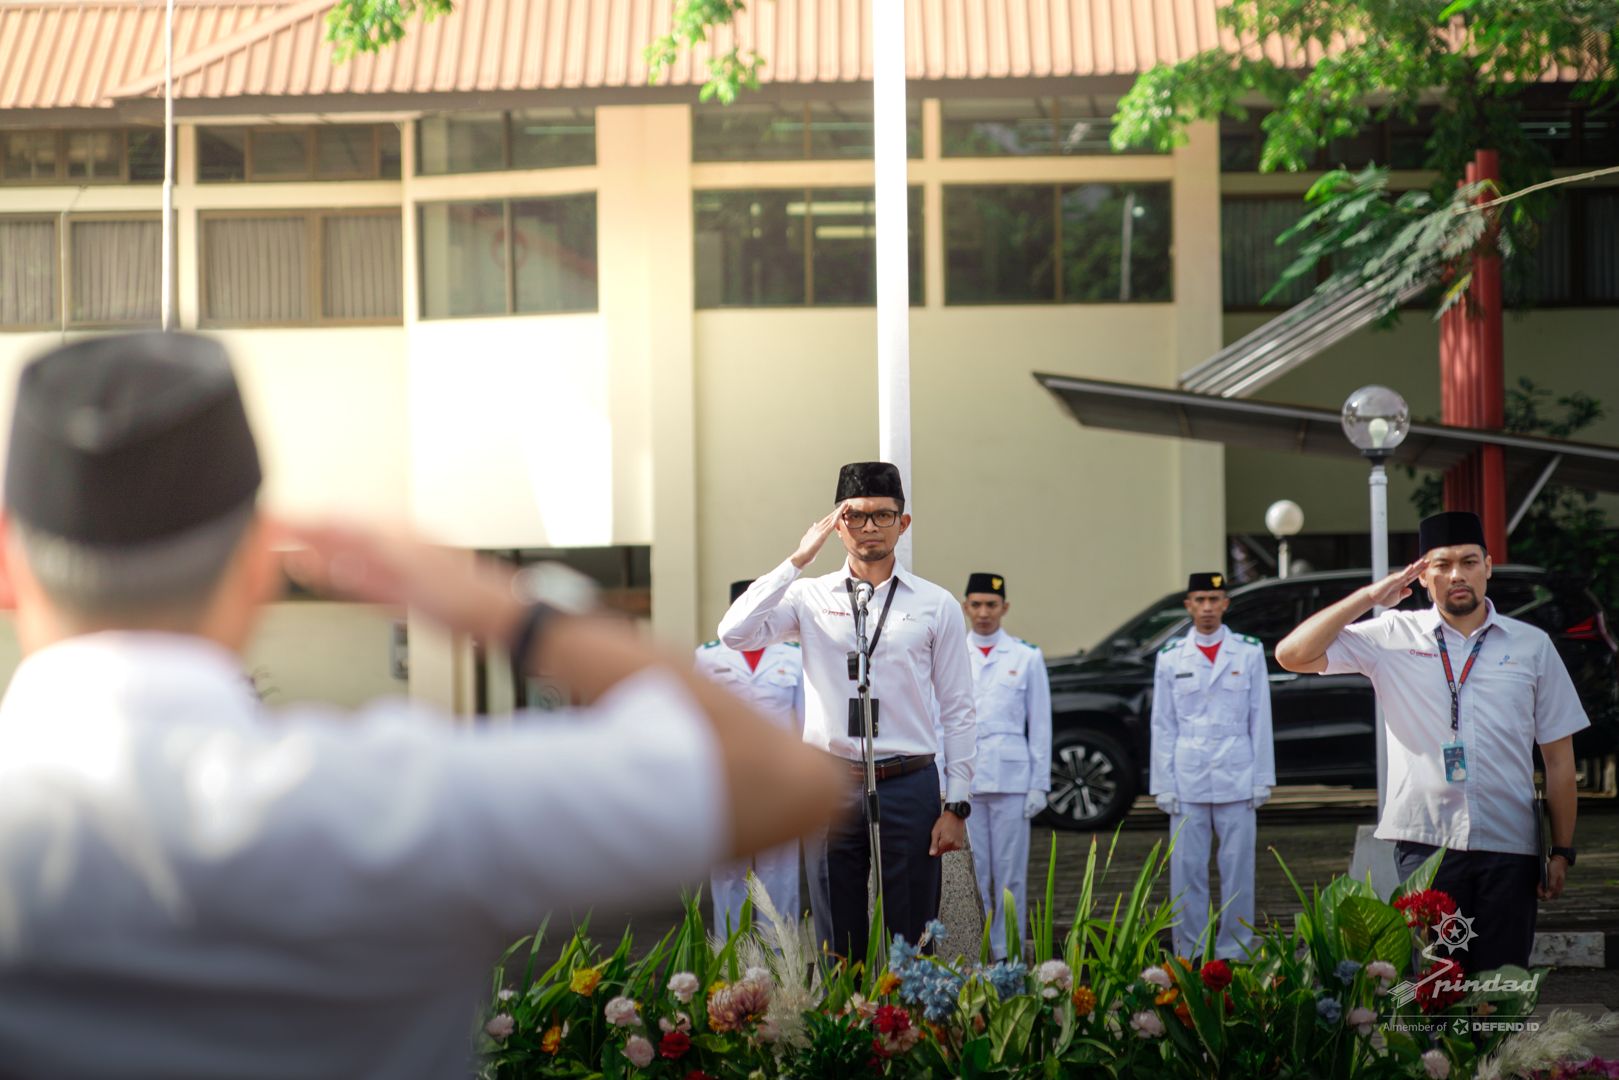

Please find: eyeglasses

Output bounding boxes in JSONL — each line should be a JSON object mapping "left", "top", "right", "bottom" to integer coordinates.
{"left": 841, "top": 509, "right": 900, "bottom": 529}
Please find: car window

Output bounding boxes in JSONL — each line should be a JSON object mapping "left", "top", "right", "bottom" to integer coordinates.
{"left": 1090, "top": 593, "right": 1189, "bottom": 656}
{"left": 1223, "top": 586, "right": 1311, "bottom": 653}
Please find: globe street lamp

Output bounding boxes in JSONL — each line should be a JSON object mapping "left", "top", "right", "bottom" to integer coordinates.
{"left": 1342, "top": 385, "right": 1409, "bottom": 818}
{"left": 1265, "top": 499, "right": 1304, "bottom": 578}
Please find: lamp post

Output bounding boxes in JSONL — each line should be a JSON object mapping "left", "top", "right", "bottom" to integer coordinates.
{"left": 1265, "top": 500, "right": 1304, "bottom": 578}
{"left": 1341, "top": 385, "right": 1410, "bottom": 816}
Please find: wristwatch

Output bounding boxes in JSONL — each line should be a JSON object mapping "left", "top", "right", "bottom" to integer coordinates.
{"left": 943, "top": 801, "right": 972, "bottom": 820}
{"left": 1551, "top": 845, "right": 1577, "bottom": 867}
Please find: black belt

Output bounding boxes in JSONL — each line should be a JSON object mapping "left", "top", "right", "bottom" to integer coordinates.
{"left": 848, "top": 753, "right": 935, "bottom": 783}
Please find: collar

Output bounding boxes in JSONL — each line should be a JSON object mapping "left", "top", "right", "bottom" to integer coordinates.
{"left": 969, "top": 629, "right": 1006, "bottom": 651}
{"left": 1, "top": 630, "right": 257, "bottom": 718}
{"left": 1419, "top": 598, "right": 1500, "bottom": 642}
{"left": 839, "top": 558, "right": 913, "bottom": 595}
{"left": 1192, "top": 626, "right": 1227, "bottom": 647}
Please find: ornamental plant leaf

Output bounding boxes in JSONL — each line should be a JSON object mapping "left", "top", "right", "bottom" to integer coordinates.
{"left": 985, "top": 994, "right": 1039, "bottom": 1064}
{"left": 1390, "top": 847, "right": 1447, "bottom": 903}
{"left": 1336, "top": 896, "right": 1412, "bottom": 974}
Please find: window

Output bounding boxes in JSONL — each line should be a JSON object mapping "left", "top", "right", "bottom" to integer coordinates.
{"left": 68, "top": 216, "right": 162, "bottom": 326}
{"left": 416, "top": 109, "right": 595, "bottom": 175}
{"left": 944, "top": 183, "right": 1172, "bottom": 304}
{"left": 940, "top": 97, "right": 1159, "bottom": 157}
{"left": 0, "top": 217, "right": 58, "bottom": 328}
{"left": 1221, "top": 109, "right": 1439, "bottom": 172}
{"left": 1222, "top": 198, "right": 1315, "bottom": 309}
{"left": 417, "top": 195, "right": 597, "bottom": 319}
{"left": 2, "top": 129, "right": 164, "bottom": 184}
{"left": 691, "top": 101, "right": 921, "bottom": 161}
{"left": 200, "top": 210, "right": 402, "bottom": 326}
{"left": 693, "top": 187, "right": 922, "bottom": 308}
{"left": 196, "top": 125, "right": 402, "bottom": 182}
{"left": 1507, "top": 188, "right": 1619, "bottom": 306}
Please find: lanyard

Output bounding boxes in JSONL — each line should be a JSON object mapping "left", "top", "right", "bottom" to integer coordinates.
{"left": 1434, "top": 624, "right": 1491, "bottom": 735}
{"left": 846, "top": 577, "right": 900, "bottom": 671}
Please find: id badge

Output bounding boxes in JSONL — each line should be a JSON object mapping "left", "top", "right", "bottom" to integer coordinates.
{"left": 1443, "top": 741, "right": 1469, "bottom": 783}
{"left": 848, "top": 698, "right": 880, "bottom": 738}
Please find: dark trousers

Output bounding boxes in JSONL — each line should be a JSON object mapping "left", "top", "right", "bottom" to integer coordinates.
{"left": 1394, "top": 841, "right": 1539, "bottom": 974}
{"left": 805, "top": 766, "right": 941, "bottom": 962}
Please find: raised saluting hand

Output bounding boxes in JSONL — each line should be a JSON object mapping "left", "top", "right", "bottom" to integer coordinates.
{"left": 790, "top": 505, "right": 844, "bottom": 570}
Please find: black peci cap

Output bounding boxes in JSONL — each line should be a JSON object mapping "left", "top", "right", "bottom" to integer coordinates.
{"left": 1419, "top": 511, "right": 1488, "bottom": 556}
{"left": 835, "top": 462, "right": 904, "bottom": 505}
{"left": 730, "top": 579, "right": 754, "bottom": 604}
{"left": 5, "top": 332, "right": 261, "bottom": 546}
{"left": 965, "top": 573, "right": 1005, "bottom": 598}
{"left": 1187, "top": 572, "right": 1227, "bottom": 593}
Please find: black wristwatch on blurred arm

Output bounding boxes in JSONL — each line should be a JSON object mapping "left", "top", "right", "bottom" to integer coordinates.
{"left": 1551, "top": 845, "right": 1577, "bottom": 867}
{"left": 943, "top": 801, "right": 972, "bottom": 820}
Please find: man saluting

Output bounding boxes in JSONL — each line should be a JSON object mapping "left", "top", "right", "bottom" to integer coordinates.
{"left": 721, "top": 463, "right": 976, "bottom": 959}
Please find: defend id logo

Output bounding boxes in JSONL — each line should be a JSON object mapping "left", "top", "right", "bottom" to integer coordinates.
{"left": 1389, "top": 912, "right": 1480, "bottom": 1007}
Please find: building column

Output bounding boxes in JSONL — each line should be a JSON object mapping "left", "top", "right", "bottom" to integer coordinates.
{"left": 1171, "top": 120, "right": 1226, "bottom": 578}
{"left": 597, "top": 105, "right": 697, "bottom": 647}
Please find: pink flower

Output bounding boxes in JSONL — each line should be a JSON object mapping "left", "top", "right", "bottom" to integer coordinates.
{"left": 1035, "top": 959, "right": 1073, "bottom": 999}
{"left": 707, "top": 972, "right": 772, "bottom": 1032}
{"left": 624, "top": 1034, "right": 655, "bottom": 1069}
{"left": 659, "top": 1012, "right": 693, "bottom": 1034}
{"left": 842, "top": 992, "right": 879, "bottom": 1021}
{"left": 605, "top": 995, "right": 641, "bottom": 1027}
{"left": 1141, "top": 966, "right": 1172, "bottom": 989}
{"left": 1365, "top": 960, "right": 1397, "bottom": 983}
{"left": 1131, "top": 1010, "right": 1165, "bottom": 1038}
{"left": 484, "top": 1013, "right": 515, "bottom": 1040}
{"left": 756, "top": 1016, "right": 782, "bottom": 1043}
{"left": 667, "top": 971, "right": 700, "bottom": 1003}
{"left": 1347, "top": 1007, "right": 1378, "bottom": 1035}
{"left": 1422, "top": 1049, "right": 1451, "bottom": 1079}
{"left": 497, "top": 988, "right": 516, "bottom": 1002}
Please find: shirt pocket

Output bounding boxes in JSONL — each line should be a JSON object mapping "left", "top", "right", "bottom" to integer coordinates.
{"left": 765, "top": 668, "right": 800, "bottom": 689}
{"left": 1217, "top": 669, "right": 1251, "bottom": 696}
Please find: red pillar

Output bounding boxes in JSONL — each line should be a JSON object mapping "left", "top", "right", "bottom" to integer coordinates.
{"left": 1440, "top": 151, "right": 1508, "bottom": 561}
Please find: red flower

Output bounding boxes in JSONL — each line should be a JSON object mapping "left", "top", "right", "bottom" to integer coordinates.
{"left": 1393, "top": 889, "right": 1458, "bottom": 930}
{"left": 1414, "top": 959, "right": 1467, "bottom": 1014}
{"left": 874, "top": 1004, "right": 912, "bottom": 1036}
{"left": 684, "top": 1072, "right": 716, "bottom": 1080}
{"left": 1200, "top": 960, "right": 1233, "bottom": 991}
{"left": 660, "top": 1031, "right": 692, "bottom": 1059}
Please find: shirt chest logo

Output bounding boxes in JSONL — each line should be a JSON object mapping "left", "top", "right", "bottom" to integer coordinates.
{"left": 1409, "top": 650, "right": 1439, "bottom": 658}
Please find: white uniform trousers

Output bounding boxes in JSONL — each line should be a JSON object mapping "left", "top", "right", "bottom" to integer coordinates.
{"left": 712, "top": 840, "right": 800, "bottom": 935}
{"left": 966, "top": 792, "right": 1030, "bottom": 960}
{"left": 1169, "top": 801, "right": 1257, "bottom": 960}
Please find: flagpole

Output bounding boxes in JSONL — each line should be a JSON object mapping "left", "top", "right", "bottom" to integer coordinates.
{"left": 872, "top": 0, "right": 911, "bottom": 571}
{"left": 161, "top": 0, "right": 174, "bottom": 331}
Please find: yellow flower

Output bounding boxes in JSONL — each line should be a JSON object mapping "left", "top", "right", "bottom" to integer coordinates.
{"left": 876, "top": 971, "right": 901, "bottom": 996}
{"left": 540, "top": 1025, "right": 563, "bottom": 1054}
{"left": 1072, "top": 986, "right": 1097, "bottom": 1016}
{"left": 1155, "top": 987, "right": 1180, "bottom": 1006}
{"left": 570, "top": 966, "right": 602, "bottom": 996}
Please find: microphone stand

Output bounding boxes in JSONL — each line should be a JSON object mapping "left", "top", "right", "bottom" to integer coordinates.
{"left": 854, "top": 583, "right": 885, "bottom": 927}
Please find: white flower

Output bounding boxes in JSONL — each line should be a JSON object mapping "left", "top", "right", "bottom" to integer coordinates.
{"left": 605, "top": 995, "right": 641, "bottom": 1027}
{"left": 668, "top": 971, "right": 700, "bottom": 1003}
{"left": 624, "top": 1034, "right": 655, "bottom": 1068}
{"left": 484, "top": 1013, "right": 515, "bottom": 1040}
{"left": 1422, "top": 1049, "right": 1451, "bottom": 1078}
{"left": 659, "top": 1012, "right": 692, "bottom": 1034}
{"left": 1346, "top": 1006, "right": 1377, "bottom": 1035}
{"left": 1035, "top": 959, "right": 1074, "bottom": 999}
{"left": 1141, "top": 966, "right": 1172, "bottom": 989}
{"left": 744, "top": 966, "right": 772, "bottom": 984}
{"left": 1130, "top": 1010, "right": 1165, "bottom": 1038}
{"left": 497, "top": 988, "right": 516, "bottom": 1002}
{"left": 756, "top": 1016, "right": 782, "bottom": 1043}
{"left": 1365, "top": 960, "right": 1397, "bottom": 983}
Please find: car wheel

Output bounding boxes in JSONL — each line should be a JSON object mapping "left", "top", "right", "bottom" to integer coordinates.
{"left": 1041, "top": 729, "right": 1137, "bottom": 832}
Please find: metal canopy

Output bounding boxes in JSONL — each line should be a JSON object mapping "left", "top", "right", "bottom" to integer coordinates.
{"left": 1035, "top": 373, "right": 1619, "bottom": 503}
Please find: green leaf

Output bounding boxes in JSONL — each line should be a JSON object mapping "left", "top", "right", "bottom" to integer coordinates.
{"left": 1275, "top": 989, "right": 1316, "bottom": 1063}
{"left": 1390, "top": 847, "right": 1447, "bottom": 903}
{"left": 985, "top": 994, "right": 1040, "bottom": 1064}
{"left": 1336, "top": 896, "right": 1412, "bottom": 974}
{"left": 1002, "top": 887, "right": 1022, "bottom": 964}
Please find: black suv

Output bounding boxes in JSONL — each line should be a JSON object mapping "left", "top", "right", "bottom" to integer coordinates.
{"left": 1039, "top": 567, "right": 1619, "bottom": 831}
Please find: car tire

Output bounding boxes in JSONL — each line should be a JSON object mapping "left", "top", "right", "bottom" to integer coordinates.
{"left": 1040, "top": 728, "right": 1137, "bottom": 832}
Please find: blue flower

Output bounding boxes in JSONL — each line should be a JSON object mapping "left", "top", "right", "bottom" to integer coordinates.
{"left": 923, "top": 919, "right": 948, "bottom": 944}
{"left": 1316, "top": 996, "right": 1343, "bottom": 1024}
{"left": 981, "top": 960, "right": 1029, "bottom": 1002}
{"left": 1334, "top": 960, "right": 1363, "bottom": 984}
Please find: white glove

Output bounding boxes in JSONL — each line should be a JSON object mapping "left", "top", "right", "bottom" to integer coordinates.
{"left": 1155, "top": 793, "right": 1179, "bottom": 816}
{"left": 1250, "top": 786, "right": 1272, "bottom": 809}
{"left": 1023, "top": 790, "right": 1047, "bottom": 819}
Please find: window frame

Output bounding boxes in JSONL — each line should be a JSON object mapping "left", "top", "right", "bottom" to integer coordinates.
{"left": 196, "top": 124, "right": 400, "bottom": 183}
{"left": 0, "top": 213, "right": 63, "bottom": 331}
{"left": 938, "top": 96, "right": 1164, "bottom": 159}
{"left": 1, "top": 129, "right": 155, "bottom": 186}
{"left": 415, "top": 194, "right": 600, "bottom": 320}
{"left": 197, "top": 207, "right": 404, "bottom": 328}
{"left": 1219, "top": 193, "right": 1324, "bottom": 312}
{"left": 63, "top": 211, "right": 168, "bottom": 330}
{"left": 690, "top": 100, "right": 922, "bottom": 162}
{"left": 414, "top": 110, "right": 598, "bottom": 177}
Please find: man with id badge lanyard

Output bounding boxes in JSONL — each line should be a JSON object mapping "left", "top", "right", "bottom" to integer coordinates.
{"left": 720, "top": 463, "right": 977, "bottom": 961}
{"left": 1277, "top": 511, "right": 1587, "bottom": 973}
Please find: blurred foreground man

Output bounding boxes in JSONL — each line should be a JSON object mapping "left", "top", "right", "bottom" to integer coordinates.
{"left": 697, "top": 579, "right": 805, "bottom": 930}
{"left": 961, "top": 573, "right": 1050, "bottom": 960}
{"left": 1277, "top": 511, "right": 1586, "bottom": 973}
{"left": 0, "top": 333, "right": 842, "bottom": 1079}
{"left": 720, "top": 462, "right": 976, "bottom": 960}
{"left": 1150, "top": 572, "right": 1274, "bottom": 959}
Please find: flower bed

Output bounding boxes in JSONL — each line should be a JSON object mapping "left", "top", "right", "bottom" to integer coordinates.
{"left": 477, "top": 838, "right": 1595, "bottom": 1079}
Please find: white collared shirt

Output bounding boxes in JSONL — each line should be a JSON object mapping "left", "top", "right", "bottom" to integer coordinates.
{"left": 0, "top": 632, "right": 727, "bottom": 1078}
{"left": 1324, "top": 600, "right": 1589, "bottom": 854}
{"left": 967, "top": 628, "right": 1052, "bottom": 795}
{"left": 720, "top": 557, "right": 977, "bottom": 803}
{"left": 1149, "top": 625, "right": 1275, "bottom": 804}
{"left": 694, "top": 639, "right": 805, "bottom": 733}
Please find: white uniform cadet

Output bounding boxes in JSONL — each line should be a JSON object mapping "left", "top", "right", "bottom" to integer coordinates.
{"left": 966, "top": 627, "right": 1051, "bottom": 960}
{"left": 1150, "top": 622, "right": 1274, "bottom": 959}
{"left": 695, "top": 636, "right": 805, "bottom": 930}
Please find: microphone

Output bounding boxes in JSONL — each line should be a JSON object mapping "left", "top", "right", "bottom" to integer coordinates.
{"left": 853, "top": 580, "right": 874, "bottom": 611}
